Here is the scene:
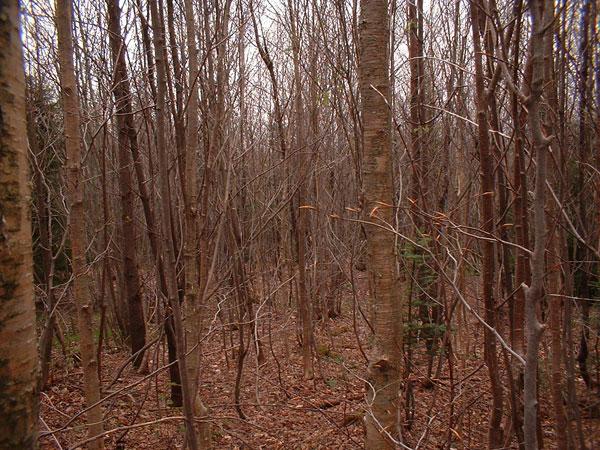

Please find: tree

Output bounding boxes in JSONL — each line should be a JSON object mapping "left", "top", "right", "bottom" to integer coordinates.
{"left": 358, "top": 0, "right": 404, "bottom": 447}
{"left": 106, "top": 0, "right": 146, "bottom": 369}
{"left": 55, "top": 0, "right": 104, "bottom": 447}
{"left": 523, "top": 0, "right": 551, "bottom": 447}
{"left": 288, "top": 0, "right": 315, "bottom": 381}
{"left": 469, "top": 2, "right": 504, "bottom": 446}
{"left": 0, "top": 0, "right": 39, "bottom": 447}
{"left": 148, "top": 0, "right": 199, "bottom": 447}
{"left": 183, "top": 0, "right": 211, "bottom": 443}
{"left": 20, "top": 0, "right": 600, "bottom": 448}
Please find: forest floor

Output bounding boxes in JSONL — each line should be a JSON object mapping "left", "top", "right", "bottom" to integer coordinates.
{"left": 39, "top": 271, "right": 600, "bottom": 449}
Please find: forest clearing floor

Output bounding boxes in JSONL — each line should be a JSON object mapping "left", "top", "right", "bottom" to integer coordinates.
{"left": 39, "top": 271, "right": 600, "bottom": 449}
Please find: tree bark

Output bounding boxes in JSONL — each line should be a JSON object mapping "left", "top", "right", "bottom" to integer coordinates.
{"left": 288, "top": 0, "right": 314, "bottom": 381}
{"left": 56, "top": 0, "right": 104, "bottom": 447}
{"left": 0, "top": 1, "right": 39, "bottom": 446}
{"left": 523, "top": 1, "right": 550, "bottom": 448}
{"left": 149, "top": 1, "right": 198, "bottom": 448}
{"left": 358, "top": 0, "right": 404, "bottom": 447}
{"left": 542, "top": 2, "right": 570, "bottom": 446}
{"left": 28, "top": 89, "right": 56, "bottom": 391}
{"left": 183, "top": 0, "right": 211, "bottom": 444}
{"left": 113, "top": 0, "right": 182, "bottom": 405}
{"left": 469, "top": 2, "right": 504, "bottom": 447}
{"left": 106, "top": 0, "right": 146, "bottom": 369}
{"left": 575, "top": 0, "right": 593, "bottom": 390}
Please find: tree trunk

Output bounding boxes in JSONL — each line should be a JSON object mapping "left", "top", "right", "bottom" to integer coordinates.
{"left": 469, "top": 2, "right": 504, "bottom": 447}
{"left": 523, "top": 1, "right": 550, "bottom": 448}
{"left": 56, "top": 0, "right": 104, "bottom": 447}
{"left": 542, "top": 2, "right": 571, "bottom": 446}
{"left": 183, "top": 0, "right": 211, "bottom": 444}
{"left": 509, "top": 3, "right": 528, "bottom": 445}
{"left": 149, "top": 1, "right": 198, "bottom": 448}
{"left": 106, "top": 0, "right": 146, "bottom": 369}
{"left": 0, "top": 1, "right": 39, "bottom": 446}
{"left": 358, "top": 0, "right": 404, "bottom": 447}
{"left": 28, "top": 89, "right": 56, "bottom": 391}
{"left": 288, "top": 0, "right": 314, "bottom": 381}
{"left": 575, "top": 0, "right": 593, "bottom": 390}
{"left": 112, "top": 0, "right": 182, "bottom": 404}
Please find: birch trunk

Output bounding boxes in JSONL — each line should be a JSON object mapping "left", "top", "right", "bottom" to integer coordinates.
{"left": 358, "top": 0, "right": 404, "bottom": 446}
{"left": 0, "top": 1, "right": 39, "bottom": 446}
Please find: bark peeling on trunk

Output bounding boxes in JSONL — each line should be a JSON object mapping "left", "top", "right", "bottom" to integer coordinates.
{"left": 358, "top": 0, "right": 404, "bottom": 447}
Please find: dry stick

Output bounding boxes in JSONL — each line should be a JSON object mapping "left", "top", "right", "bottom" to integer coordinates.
{"left": 113, "top": 358, "right": 156, "bottom": 448}
{"left": 335, "top": 215, "right": 526, "bottom": 366}
{"left": 107, "top": 334, "right": 162, "bottom": 389}
{"left": 66, "top": 416, "right": 187, "bottom": 450}
{"left": 29, "top": 121, "right": 62, "bottom": 389}
{"left": 546, "top": 179, "right": 600, "bottom": 261}
{"left": 265, "top": 273, "right": 295, "bottom": 398}
{"left": 39, "top": 416, "right": 65, "bottom": 450}
{"left": 251, "top": 369, "right": 363, "bottom": 448}
{"left": 423, "top": 213, "right": 533, "bottom": 256}
{"left": 39, "top": 360, "right": 178, "bottom": 440}
{"left": 39, "top": 312, "right": 223, "bottom": 441}
{"left": 253, "top": 272, "right": 294, "bottom": 403}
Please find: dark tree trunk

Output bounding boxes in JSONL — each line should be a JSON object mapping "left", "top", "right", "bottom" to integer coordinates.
{"left": 106, "top": 0, "right": 147, "bottom": 369}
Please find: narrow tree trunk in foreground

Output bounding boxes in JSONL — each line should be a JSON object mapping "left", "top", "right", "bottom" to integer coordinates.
{"left": 358, "top": 0, "right": 404, "bottom": 447}
{"left": 149, "top": 1, "right": 199, "bottom": 448}
{"left": 56, "top": 0, "right": 104, "bottom": 447}
{"left": 0, "top": 1, "right": 39, "bottom": 446}
{"left": 509, "top": 4, "right": 528, "bottom": 445}
{"left": 106, "top": 0, "right": 146, "bottom": 369}
{"left": 542, "top": 2, "right": 570, "bottom": 446}
{"left": 470, "top": 2, "right": 504, "bottom": 447}
{"left": 523, "top": 1, "right": 549, "bottom": 448}
{"left": 183, "top": 0, "right": 211, "bottom": 444}
{"left": 288, "top": 0, "right": 314, "bottom": 380}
